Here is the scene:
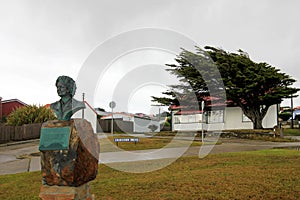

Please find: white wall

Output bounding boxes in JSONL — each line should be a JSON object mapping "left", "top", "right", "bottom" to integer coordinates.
{"left": 224, "top": 105, "right": 277, "bottom": 129}
{"left": 102, "top": 114, "right": 134, "bottom": 121}
{"left": 262, "top": 104, "right": 277, "bottom": 128}
{"left": 174, "top": 123, "right": 202, "bottom": 131}
{"left": 223, "top": 107, "right": 253, "bottom": 130}
{"left": 134, "top": 117, "right": 160, "bottom": 133}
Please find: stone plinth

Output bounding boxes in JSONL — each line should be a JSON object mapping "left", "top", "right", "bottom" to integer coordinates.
{"left": 40, "top": 119, "right": 99, "bottom": 187}
{"left": 39, "top": 183, "right": 94, "bottom": 200}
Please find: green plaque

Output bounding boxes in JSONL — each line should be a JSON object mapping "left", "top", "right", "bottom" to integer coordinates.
{"left": 39, "top": 127, "right": 71, "bottom": 151}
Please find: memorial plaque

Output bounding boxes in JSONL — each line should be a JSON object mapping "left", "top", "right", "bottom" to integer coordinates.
{"left": 39, "top": 127, "right": 71, "bottom": 151}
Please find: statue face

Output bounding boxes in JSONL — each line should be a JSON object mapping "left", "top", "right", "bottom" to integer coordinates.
{"left": 56, "top": 81, "right": 69, "bottom": 97}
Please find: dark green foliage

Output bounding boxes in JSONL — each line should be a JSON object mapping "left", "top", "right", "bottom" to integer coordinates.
{"left": 148, "top": 124, "right": 158, "bottom": 132}
{"left": 152, "top": 47, "right": 225, "bottom": 111}
{"left": 6, "top": 105, "right": 56, "bottom": 126}
{"left": 163, "top": 121, "right": 170, "bottom": 127}
{"left": 153, "top": 46, "right": 299, "bottom": 129}
{"left": 278, "top": 112, "right": 292, "bottom": 121}
{"left": 205, "top": 46, "right": 299, "bottom": 128}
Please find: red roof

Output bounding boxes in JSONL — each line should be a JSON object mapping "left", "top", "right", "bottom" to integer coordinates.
{"left": 176, "top": 110, "right": 203, "bottom": 115}
{"left": 1, "top": 99, "right": 27, "bottom": 116}
{"left": 1, "top": 99, "right": 27, "bottom": 105}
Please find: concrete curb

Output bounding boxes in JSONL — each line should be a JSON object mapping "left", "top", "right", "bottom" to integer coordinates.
{"left": 0, "top": 139, "right": 40, "bottom": 147}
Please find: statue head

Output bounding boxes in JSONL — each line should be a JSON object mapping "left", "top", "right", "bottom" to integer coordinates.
{"left": 51, "top": 75, "right": 85, "bottom": 120}
{"left": 55, "top": 76, "right": 77, "bottom": 98}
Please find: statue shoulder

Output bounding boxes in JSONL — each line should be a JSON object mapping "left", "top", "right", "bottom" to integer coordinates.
{"left": 72, "top": 98, "right": 86, "bottom": 109}
{"left": 50, "top": 101, "right": 60, "bottom": 110}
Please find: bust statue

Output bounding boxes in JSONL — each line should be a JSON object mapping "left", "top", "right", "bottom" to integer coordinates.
{"left": 50, "top": 76, "right": 85, "bottom": 120}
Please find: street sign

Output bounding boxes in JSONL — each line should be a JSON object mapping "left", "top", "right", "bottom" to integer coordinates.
{"left": 109, "top": 101, "right": 116, "bottom": 109}
{"left": 109, "top": 101, "right": 116, "bottom": 134}
{"left": 114, "top": 138, "right": 139, "bottom": 142}
{"left": 114, "top": 138, "right": 139, "bottom": 146}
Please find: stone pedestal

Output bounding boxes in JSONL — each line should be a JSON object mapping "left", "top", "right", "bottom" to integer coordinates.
{"left": 39, "top": 183, "right": 94, "bottom": 200}
{"left": 39, "top": 119, "right": 99, "bottom": 199}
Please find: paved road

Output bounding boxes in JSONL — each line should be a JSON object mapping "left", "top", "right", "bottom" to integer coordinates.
{"left": 0, "top": 137, "right": 299, "bottom": 175}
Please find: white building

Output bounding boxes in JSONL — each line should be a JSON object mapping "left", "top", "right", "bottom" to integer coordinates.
{"left": 101, "top": 112, "right": 161, "bottom": 133}
{"left": 172, "top": 105, "right": 278, "bottom": 131}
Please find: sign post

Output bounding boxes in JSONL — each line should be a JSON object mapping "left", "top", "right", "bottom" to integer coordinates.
{"left": 201, "top": 101, "right": 204, "bottom": 144}
{"left": 109, "top": 101, "right": 116, "bottom": 134}
{"left": 82, "top": 93, "right": 85, "bottom": 119}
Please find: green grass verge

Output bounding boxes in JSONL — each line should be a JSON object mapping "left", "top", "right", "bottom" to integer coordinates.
{"left": 242, "top": 134, "right": 298, "bottom": 142}
{"left": 150, "top": 130, "right": 299, "bottom": 142}
{"left": 283, "top": 128, "right": 300, "bottom": 136}
{"left": 99, "top": 136, "right": 206, "bottom": 152}
{"left": 1, "top": 149, "right": 300, "bottom": 199}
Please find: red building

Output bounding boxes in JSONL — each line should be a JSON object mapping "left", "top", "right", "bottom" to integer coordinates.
{"left": 0, "top": 98, "right": 27, "bottom": 120}
{"left": 0, "top": 97, "right": 2, "bottom": 120}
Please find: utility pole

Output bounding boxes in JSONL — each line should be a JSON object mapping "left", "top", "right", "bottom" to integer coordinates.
{"left": 201, "top": 101, "right": 204, "bottom": 143}
{"left": 151, "top": 104, "right": 164, "bottom": 121}
{"left": 151, "top": 104, "right": 165, "bottom": 131}
{"left": 82, "top": 93, "right": 85, "bottom": 119}
{"left": 291, "top": 95, "right": 294, "bottom": 129}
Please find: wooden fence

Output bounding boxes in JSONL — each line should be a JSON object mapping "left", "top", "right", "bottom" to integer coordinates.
{"left": 0, "top": 123, "right": 42, "bottom": 143}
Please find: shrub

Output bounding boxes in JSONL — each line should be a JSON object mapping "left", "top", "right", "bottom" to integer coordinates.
{"left": 164, "top": 121, "right": 170, "bottom": 127}
{"left": 278, "top": 112, "right": 292, "bottom": 121}
{"left": 6, "top": 105, "right": 56, "bottom": 126}
{"left": 148, "top": 124, "right": 158, "bottom": 132}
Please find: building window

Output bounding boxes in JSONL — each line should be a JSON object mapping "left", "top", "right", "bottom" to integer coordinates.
{"left": 207, "top": 110, "right": 224, "bottom": 123}
{"left": 174, "top": 114, "right": 203, "bottom": 124}
{"left": 174, "top": 116, "right": 181, "bottom": 124}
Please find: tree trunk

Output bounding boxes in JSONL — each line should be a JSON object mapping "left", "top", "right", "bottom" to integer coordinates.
{"left": 241, "top": 105, "right": 269, "bottom": 129}
{"left": 253, "top": 117, "right": 263, "bottom": 129}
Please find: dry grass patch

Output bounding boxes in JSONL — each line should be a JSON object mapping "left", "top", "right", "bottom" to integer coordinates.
{"left": 0, "top": 149, "right": 299, "bottom": 199}
{"left": 93, "top": 149, "right": 300, "bottom": 199}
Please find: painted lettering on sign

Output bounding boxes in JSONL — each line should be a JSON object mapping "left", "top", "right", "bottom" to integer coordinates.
{"left": 114, "top": 138, "right": 139, "bottom": 146}
{"left": 114, "top": 138, "right": 139, "bottom": 142}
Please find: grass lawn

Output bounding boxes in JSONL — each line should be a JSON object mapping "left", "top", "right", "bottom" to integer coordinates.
{"left": 1, "top": 149, "right": 300, "bottom": 199}
{"left": 99, "top": 135, "right": 207, "bottom": 152}
{"left": 284, "top": 128, "right": 300, "bottom": 136}
{"left": 150, "top": 130, "right": 299, "bottom": 142}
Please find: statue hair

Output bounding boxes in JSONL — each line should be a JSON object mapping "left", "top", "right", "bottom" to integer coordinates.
{"left": 55, "top": 76, "right": 77, "bottom": 97}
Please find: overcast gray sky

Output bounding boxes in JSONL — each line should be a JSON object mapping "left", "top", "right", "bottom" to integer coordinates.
{"left": 1, "top": 0, "right": 299, "bottom": 114}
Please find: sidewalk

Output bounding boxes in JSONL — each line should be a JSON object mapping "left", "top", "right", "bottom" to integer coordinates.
{"left": 0, "top": 139, "right": 40, "bottom": 175}
{"left": 0, "top": 138, "right": 299, "bottom": 175}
